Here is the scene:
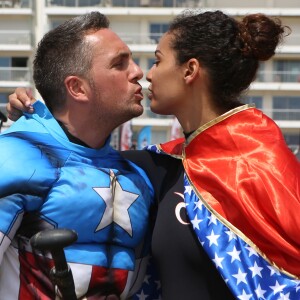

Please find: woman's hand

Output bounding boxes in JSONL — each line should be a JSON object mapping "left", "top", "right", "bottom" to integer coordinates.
{"left": 7, "top": 88, "right": 36, "bottom": 121}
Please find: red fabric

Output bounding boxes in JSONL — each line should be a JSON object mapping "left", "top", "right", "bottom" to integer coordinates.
{"left": 161, "top": 108, "right": 300, "bottom": 276}
{"left": 19, "top": 251, "right": 54, "bottom": 299}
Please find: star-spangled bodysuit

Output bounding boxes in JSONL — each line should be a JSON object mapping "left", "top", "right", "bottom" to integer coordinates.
{"left": 0, "top": 100, "right": 154, "bottom": 299}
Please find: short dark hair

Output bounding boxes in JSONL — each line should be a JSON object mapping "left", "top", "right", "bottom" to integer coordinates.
{"left": 33, "top": 11, "right": 110, "bottom": 113}
{"left": 168, "top": 10, "right": 289, "bottom": 110}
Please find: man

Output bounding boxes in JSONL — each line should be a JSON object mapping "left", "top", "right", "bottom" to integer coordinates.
{"left": 0, "top": 12, "right": 154, "bottom": 299}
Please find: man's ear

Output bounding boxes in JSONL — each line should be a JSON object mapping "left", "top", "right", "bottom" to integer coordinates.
{"left": 184, "top": 58, "right": 200, "bottom": 84}
{"left": 64, "top": 76, "right": 89, "bottom": 102}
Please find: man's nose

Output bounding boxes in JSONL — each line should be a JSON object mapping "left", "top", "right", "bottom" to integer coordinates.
{"left": 131, "top": 61, "right": 143, "bottom": 81}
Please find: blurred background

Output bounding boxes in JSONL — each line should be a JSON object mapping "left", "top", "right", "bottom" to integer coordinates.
{"left": 0, "top": 0, "right": 299, "bottom": 160}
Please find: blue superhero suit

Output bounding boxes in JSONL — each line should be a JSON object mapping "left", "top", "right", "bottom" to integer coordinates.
{"left": 0, "top": 100, "right": 154, "bottom": 299}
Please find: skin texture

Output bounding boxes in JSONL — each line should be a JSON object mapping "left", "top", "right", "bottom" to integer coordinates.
{"left": 55, "top": 28, "right": 144, "bottom": 148}
{"left": 84, "top": 29, "right": 144, "bottom": 128}
{"left": 147, "top": 33, "right": 186, "bottom": 117}
{"left": 146, "top": 33, "right": 221, "bottom": 134}
{"left": 7, "top": 29, "right": 144, "bottom": 149}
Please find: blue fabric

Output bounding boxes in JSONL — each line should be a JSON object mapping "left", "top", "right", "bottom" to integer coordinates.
{"left": 0, "top": 100, "right": 153, "bottom": 272}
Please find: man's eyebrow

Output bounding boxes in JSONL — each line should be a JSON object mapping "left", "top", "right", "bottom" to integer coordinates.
{"left": 112, "top": 51, "right": 131, "bottom": 62}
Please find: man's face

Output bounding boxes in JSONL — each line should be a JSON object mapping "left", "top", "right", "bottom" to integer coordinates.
{"left": 85, "top": 29, "right": 144, "bottom": 126}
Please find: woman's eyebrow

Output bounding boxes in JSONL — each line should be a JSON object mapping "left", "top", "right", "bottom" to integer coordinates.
{"left": 155, "top": 50, "right": 163, "bottom": 56}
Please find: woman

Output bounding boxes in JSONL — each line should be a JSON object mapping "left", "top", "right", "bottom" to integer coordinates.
{"left": 7, "top": 10, "right": 300, "bottom": 300}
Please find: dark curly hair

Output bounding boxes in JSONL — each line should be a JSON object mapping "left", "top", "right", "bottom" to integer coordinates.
{"left": 168, "top": 10, "right": 290, "bottom": 110}
{"left": 33, "top": 12, "right": 110, "bottom": 113}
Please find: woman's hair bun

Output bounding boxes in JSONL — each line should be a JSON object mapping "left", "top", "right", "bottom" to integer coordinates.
{"left": 238, "top": 13, "right": 290, "bottom": 61}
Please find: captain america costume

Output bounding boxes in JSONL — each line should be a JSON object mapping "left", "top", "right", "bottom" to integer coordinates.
{"left": 0, "top": 100, "right": 154, "bottom": 299}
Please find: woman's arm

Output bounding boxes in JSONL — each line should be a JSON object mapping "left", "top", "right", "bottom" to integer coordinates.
{"left": 7, "top": 87, "right": 36, "bottom": 121}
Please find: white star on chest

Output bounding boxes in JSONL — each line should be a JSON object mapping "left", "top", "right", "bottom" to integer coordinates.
{"left": 93, "top": 169, "right": 139, "bottom": 237}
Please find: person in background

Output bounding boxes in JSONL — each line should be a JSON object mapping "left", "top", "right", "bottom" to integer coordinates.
{"left": 7, "top": 10, "right": 300, "bottom": 300}
{"left": 0, "top": 12, "right": 155, "bottom": 299}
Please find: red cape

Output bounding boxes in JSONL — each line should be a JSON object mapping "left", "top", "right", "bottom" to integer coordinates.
{"left": 161, "top": 106, "right": 300, "bottom": 276}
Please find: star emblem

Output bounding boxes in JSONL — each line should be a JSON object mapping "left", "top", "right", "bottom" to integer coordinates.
{"left": 237, "top": 289, "right": 252, "bottom": 300}
{"left": 193, "top": 200, "right": 203, "bottom": 211}
{"left": 270, "top": 281, "right": 287, "bottom": 295}
{"left": 191, "top": 214, "right": 202, "bottom": 230}
{"left": 93, "top": 170, "right": 139, "bottom": 236}
{"left": 206, "top": 229, "right": 220, "bottom": 247}
{"left": 279, "top": 292, "right": 290, "bottom": 300}
{"left": 255, "top": 284, "right": 266, "bottom": 299}
{"left": 249, "top": 261, "right": 263, "bottom": 278}
{"left": 245, "top": 245, "right": 259, "bottom": 258}
{"left": 184, "top": 185, "right": 193, "bottom": 195}
{"left": 136, "top": 289, "right": 148, "bottom": 300}
{"left": 225, "top": 230, "right": 237, "bottom": 242}
{"left": 232, "top": 268, "right": 248, "bottom": 285}
{"left": 227, "top": 246, "right": 241, "bottom": 263}
{"left": 212, "top": 252, "right": 224, "bottom": 269}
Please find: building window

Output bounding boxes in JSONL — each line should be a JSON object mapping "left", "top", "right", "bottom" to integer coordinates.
{"left": 255, "top": 62, "right": 265, "bottom": 82}
{"left": 274, "top": 60, "right": 300, "bottom": 82}
{"left": 273, "top": 96, "right": 300, "bottom": 120}
{"left": 0, "top": 93, "right": 9, "bottom": 121}
{"left": 0, "top": 57, "right": 29, "bottom": 81}
{"left": 242, "top": 96, "right": 263, "bottom": 109}
{"left": 0, "top": 93, "right": 9, "bottom": 104}
{"left": 147, "top": 58, "right": 155, "bottom": 69}
{"left": 150, "top": 23, "right": 169, "bottom": 43}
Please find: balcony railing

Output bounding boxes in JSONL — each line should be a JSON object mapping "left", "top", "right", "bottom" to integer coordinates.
{"left": 46, "top": 0, "right": 204, "bottom": 7}
{"left": 45, "top": 0, "right": 300, "bottom": 8}
{"left": 0, "top": 0, "right": 32, "bottom": 8}
{"left": 255, "top": 70, "right": 300, "bottom": 83}
{"left": 119, "top": 32, "right": 300, "bottom": 46}
{"left": 0, "top": 30, "right": 31, "bottom": 45}
{"left": 271, "top": 109, "right": 300, "bottom": 121}
{"left": 0, "top": 67, "right": 30, "bottom": 82}
{"left": 119, "top": 33, "right": 161, "bottom": 44}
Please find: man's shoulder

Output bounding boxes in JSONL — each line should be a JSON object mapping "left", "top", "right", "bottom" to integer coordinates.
{"left": 0, "top": 131, "right": 60, "bottom": 193}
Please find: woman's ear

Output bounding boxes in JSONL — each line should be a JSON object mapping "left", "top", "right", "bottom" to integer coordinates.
{"left": 64, "top": 76, "right": 89, "bottom": 102}
{"left": 184, "top": 58, "right": 200, "bottom": 84}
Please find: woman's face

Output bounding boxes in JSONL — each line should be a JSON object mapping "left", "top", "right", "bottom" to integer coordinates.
{"left": 146, "top": 33, "right": 187, "bottom": 116}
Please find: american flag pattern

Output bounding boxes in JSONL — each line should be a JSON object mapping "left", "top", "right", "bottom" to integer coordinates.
{"left": 183, "top": 174, "right": 300, "bottom": 300}
{"left": 144, "top": 143, "right": 300, "bottom": 300}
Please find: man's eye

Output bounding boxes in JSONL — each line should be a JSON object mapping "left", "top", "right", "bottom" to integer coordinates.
{"left": 114, "top": 62, "right": 123, "bottom": 67}
{"left": 154, "top": 60, "right": 160, "bottom": 66}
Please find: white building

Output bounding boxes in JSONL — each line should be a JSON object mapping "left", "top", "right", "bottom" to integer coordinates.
{"left": 0, "top": 0, "right": 299, "bottom": 158}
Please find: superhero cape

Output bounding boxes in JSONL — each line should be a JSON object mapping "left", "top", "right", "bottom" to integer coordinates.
{"left": 147, "top": 105, "right": 300, "bottom": 299}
